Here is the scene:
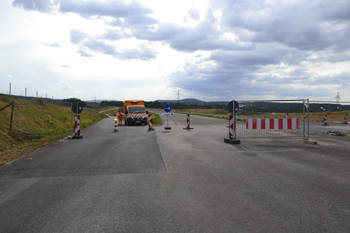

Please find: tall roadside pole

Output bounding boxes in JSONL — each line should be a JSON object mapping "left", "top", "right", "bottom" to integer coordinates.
{"left": 224, "top": 100, "right": 240, "bottom": 144}
{"left": 70, "top": 102, "right": 72, "bottom": 137}
{"left": 10, "top": 101, "right": 14, "bottom": 133}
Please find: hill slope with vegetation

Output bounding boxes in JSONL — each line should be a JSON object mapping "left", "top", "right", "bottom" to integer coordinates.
{"left": 0, "top": 95, "right": 106, "bottom": 166}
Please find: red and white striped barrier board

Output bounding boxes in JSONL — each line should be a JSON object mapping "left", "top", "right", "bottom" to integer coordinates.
{"left": 187, "top": 114, "right": 190, "bottom": 128}
{"left": 114, "top": 118, "right": 119, "bottom": 132}
{"left": 229, "top": 114, "right": 236, "bottom": 139}
{"left": 246, "top": 118, "right": 299, "bottom": 130}
{"left": 344, "top": 114, "right": 348, "bottom": 124}
{"left": 148, "top": 114, "right": 154, "bottom": 130}
{"left": 323, "top": 115, "right": 328, "bottom": 125}
{"left": 286, "top": 114, "right": 288, "bottom": 119}
{"left": 75, "top": 115, "right": 80, "bottom": 135}
{"left": 183, "top": 114, "right": 194, "bottom": 130}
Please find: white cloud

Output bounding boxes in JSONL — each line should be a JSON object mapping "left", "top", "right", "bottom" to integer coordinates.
{"left": 0, "top": 0, "right": 349, "bottom": 101}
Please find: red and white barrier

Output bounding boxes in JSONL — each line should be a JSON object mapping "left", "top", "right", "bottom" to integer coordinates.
{"left": 344, "top": 114, "right": 348, "bottom": 124}
{"left": 114, "top": 118, "right": 119, "bottom": 132}
{"left": 286, "top": 114, "right": 288, "bottom": 119}
{"left": 229, "top": 114, "right": 236, "bottom": 139}
{"left": 246, "top": 118, "right": 299, "bottom": 130}
{"left": 183, "top": 114, "right": 194, "bottom": 130}
{"left": 75, "top": 115, "right": 80, "bottom": 135}
{"left": 148, "top": 114, "right": 154, "bottom": 131}
{"left": 323, "top": 115, "right": 328, "bottom": 126}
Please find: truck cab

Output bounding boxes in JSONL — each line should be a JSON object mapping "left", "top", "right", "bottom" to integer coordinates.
{"left": 123, "top": 100, "right": 148, "bottom": 125}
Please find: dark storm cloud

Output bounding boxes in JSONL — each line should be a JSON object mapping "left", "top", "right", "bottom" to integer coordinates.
{"left": 12, "top": 0, "right": 54, "bottom": 13}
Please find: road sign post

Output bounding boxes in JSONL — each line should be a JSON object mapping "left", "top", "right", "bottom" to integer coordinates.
{"left": 224, "top": 100, "right": 240, "bottom": 144}
{"left": 164, "top": 104, "right": 172, "bottom": 130}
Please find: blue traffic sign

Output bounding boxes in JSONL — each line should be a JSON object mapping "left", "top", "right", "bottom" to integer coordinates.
{"left": 164, "top": 104, "right": 172, "bottom": 112}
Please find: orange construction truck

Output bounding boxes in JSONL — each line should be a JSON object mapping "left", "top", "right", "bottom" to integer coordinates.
{"left": 123, "top": 100, "right": 148, "bottom": 125}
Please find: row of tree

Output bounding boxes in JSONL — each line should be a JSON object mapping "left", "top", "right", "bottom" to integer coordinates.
{"left": 64, "top": 99, "right": 350, "bottom": 113}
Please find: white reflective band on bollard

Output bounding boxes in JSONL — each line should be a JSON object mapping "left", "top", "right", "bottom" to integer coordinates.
{"left": 75, "top": 115, "right": 80, "bottom": 135}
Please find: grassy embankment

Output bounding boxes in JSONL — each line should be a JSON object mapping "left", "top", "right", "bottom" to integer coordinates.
{"left": 148, "top": 111, "right": 161, "bottom": 125}
{"left": 0, "top": 95, "right": 107, "bottom": 166}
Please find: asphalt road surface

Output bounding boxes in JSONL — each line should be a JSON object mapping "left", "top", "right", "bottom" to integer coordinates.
{"left": 0, "top": 111, "right": 349, "bottom": 232}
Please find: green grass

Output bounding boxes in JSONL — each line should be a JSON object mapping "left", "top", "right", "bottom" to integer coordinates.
{"left": 184, "top": 113, "right": 247, "bottom": 122}
{"left": 0, "top": 95, "right": 107, "bottom": 166}
{"left": 148, "top": 112, "right": 161, "bottom": 125}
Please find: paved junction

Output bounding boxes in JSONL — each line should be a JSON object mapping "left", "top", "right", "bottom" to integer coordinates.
{"left": 0, "top": 111, "right": 349, "bottom": 232}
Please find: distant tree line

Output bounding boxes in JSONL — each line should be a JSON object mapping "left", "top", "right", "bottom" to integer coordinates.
{"left": 100, "top": 101, "right": 123, "bottom": 106}
{"left": 144, "top": 101, "right": 228, "bottom": 110}
{"left": 62, "top": 98, "right": 87, "bottom": 107}
{"left": 63, "top": 99, "right": 350, "bottom": 113}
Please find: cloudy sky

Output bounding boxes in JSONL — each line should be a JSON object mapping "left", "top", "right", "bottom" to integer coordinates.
{"left": 1, "top": 0, "right": 349, "bottom": 101}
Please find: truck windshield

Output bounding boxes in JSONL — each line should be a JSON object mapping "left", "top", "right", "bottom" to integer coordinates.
{"left": 128, "top": 107, "right": 145, "bottom": 113}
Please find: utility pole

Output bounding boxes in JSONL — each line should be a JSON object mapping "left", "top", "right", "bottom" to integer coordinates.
{"left": 9, "top": 83, "right": 11, "bottom": 96}
{"left": 335, "top": 92, "right": 341, "bottom": 104}
{"left": 176, "top": 90, "right": 182, "bottom": 103}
